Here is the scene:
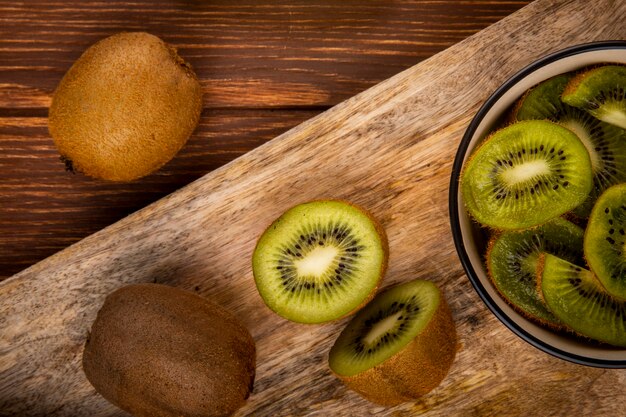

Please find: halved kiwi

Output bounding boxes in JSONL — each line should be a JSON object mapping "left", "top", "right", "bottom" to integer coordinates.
{"left": 328, "top": 280, "right": 456, "bottom": 406}
{"left": 461, "top": 120, "right": 593, "bottom": 229}
{"left": 487, "top": 218, "right": 584, "bottom": 328}
{"left": 538, "top": 254, "right": 626, "bottom": 347}
{"left": 252, "top": 200, "right": 388, "bottom": 324}
{"left": 513, "top": 74, "right": 626, "bottom": 217}
{"left": 584, "top": 183, "right": 626, "bottom": 299}
{"left": 562, "top": 65, "right": 626, "bottom": 130}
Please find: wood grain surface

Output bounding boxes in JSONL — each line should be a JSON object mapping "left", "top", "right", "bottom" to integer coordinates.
{"left": 2, "top": 0, "right": 626, "bottom": 416}
{"left": 0, "top": 0, "right": 531, "bottom": 279}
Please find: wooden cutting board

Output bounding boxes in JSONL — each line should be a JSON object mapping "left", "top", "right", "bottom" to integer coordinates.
{"left": 1, "top": 0, "right": 625, "bottom": 415}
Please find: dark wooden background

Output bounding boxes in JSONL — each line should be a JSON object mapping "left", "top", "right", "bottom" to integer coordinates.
{"left": 0, "top": 0, "right": 530, "bottom": 280}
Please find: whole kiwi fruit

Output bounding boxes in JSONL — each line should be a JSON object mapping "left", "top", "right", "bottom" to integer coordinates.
{"left": 82, "top": 284, "right": 255, "bottom": 417}
{"left": 49, "top": 32, "right": 202, "bottom": 181}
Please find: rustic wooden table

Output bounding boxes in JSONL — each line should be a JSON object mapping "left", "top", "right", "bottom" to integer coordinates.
{"left": 0, "top": 0, "right": 530, "bottom": 280}
{"left": 3, "top": 1, "right": 626, "bottom": 416}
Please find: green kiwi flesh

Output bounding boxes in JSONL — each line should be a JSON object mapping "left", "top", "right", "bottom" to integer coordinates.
{"left": 328, "top": 279, "right": 456, "bottom": 405}
{"left": 252, "top": 200, "right": 387, "bottom": 324}
{"left": 514, "top": 74, "right": 626, "bottom": 218}
{"left": 562, "top": 65, "right": 626, "bottom": 130}
{"left": 584, "top": 183, "right": 626, "bottom": 299}
{"left": 539, "top": 254, "right": 626, "bottom": 347}
{"left": 329, "top": 280, "right": 439, "bottom": 376}
{"left": 461, "top": 120, "right": 593, "bottom": 229}
{"left": 487, "top": 218, "right": 584, "bottom": 327}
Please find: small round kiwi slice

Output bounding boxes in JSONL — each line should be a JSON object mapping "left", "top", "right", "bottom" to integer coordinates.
{"left": 461, "top": 120, "right": 593, "bottom": 229}
{"left": 562, "top": 65, "right": 626, "bottom": 130}
{"left": 49, "top": 32, "right": 202, "bottom": 181}
{"left": 328, "top": 280, "right": 456, "bottom": 406}
{"left": 584, "top": 183, "right": 626, "bottom": 299}
{"left": 487, "top": 218, "right": 584, "bottom": 328}
{"left": 252, "top": 200, "right": 388, "bottom": 324}
{"left": 538, "top": 254, "right": 626, "bottom": 347}
{"left": 513, "top": 74, "right": 626, "bottom": 218}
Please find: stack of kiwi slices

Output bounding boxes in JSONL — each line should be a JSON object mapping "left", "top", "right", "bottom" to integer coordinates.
{"left": 461, "top": 64, "right": 626, "bottom": 347}
{"left": 253, "top": 200, "right": 457, "bottom": 405}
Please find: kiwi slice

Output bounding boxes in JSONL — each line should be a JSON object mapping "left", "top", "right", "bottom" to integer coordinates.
{"left": 252, "top": 200, "right": 388, "bottom": 324}
{"left": 461, "top": 120, "right": 593, "bottom": 229}
{"left": 328, "top": 280, "right": 456, "bottom": 406}
{"left": 584, "top": 183, "right": 626, "bottom": 299}
{"left": 513, "top": 74, "right": 626, "bottom": 217}
{"left": 562, "top": 65, "right": 626, "bottom": 130}
{"left": 539, "top": 254, "right": 626, "bottom": 347}
{"left": 487, "top": 218, "right": 584, "bottom": 328}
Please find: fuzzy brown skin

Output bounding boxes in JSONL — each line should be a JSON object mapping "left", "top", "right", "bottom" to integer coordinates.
{"left": 535, "top": 252, "right": 547, "bottom": 303}
{"left": 336, "top": 291, "right": 456, "bottom": 406}
{"left": 49, "top": 32, "right": 203, "bottom": 181}
{"left": 252, "top": 199, "right": 389, "bottom": 323}
{"left": 562, "top": 65, "right": 599, "bottom": 98}
{"left": 82, "top": 284, "right": 255, "bottom": 417}
{"left": 508, "top": 88, "right": 530, "bottom": 124}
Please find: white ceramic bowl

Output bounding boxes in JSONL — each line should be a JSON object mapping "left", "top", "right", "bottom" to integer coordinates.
{"left": 449, "top": 41, "right": 626, "bottom": 368}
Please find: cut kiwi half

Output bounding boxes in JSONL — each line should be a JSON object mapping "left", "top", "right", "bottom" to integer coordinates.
{"left": 461, "top": 120, "right": 593, "bottom": 229}
{"left": 328, "top": 280, "right": 456, "bottom": 406}
{"left": 538, "top": 253, "right": 626, "bottom": 347}
{"left": 487, "top": 218, "right": 584, "bottom": 329}
{"left": 513, "top": 74, "right": 626, "bottom": 218}
{"left": 562, "top": 65, "right": 626, "bottom": 130}
{"left": 584, "top": 183, "right": 626, "bottom": 299}
{"left": 252, "top": 200, "right": 388, "bottom": 324}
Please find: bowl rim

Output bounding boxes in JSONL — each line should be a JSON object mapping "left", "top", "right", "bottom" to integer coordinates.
{"left": 449, "top": 40, "right": 626, "bottom": 369}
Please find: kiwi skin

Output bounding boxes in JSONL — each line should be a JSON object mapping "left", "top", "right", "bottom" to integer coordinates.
{"left": 333, "top": 287, "right": 456, "bottom": 406}
{"left": 49, "top": 32, "right": 203, "bottom": 181}
{"left": 253, "top": 199, "right": 389, "bottom": 323}
{"left": 82, "top": 284, "right": 255, "bottom": 417}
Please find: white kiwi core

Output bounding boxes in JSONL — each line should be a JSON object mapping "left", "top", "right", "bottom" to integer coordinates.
{"left": 599, "top": 107, "right": 626, "bottom": 129}
{"left": 500, "top": 160, "right": 551, "bottom": 185}
{"left": 294, "top": 246, "right": 339, "bottom": 278}
{"left": 559, "top": 119, "right": 600, "bottom": 170}
{"left": 362, "top": 311, "right": 403, "bottom": 346}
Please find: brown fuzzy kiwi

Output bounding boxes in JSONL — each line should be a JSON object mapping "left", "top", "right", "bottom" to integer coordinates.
{"left": 82, "top": 284, "right": 255, "bottom": 417}
{"left": 49, "top": 32, "right": 202, "bottom": 181}
{"left": 328, "top": 280, "right": 456, "bottom": 406}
